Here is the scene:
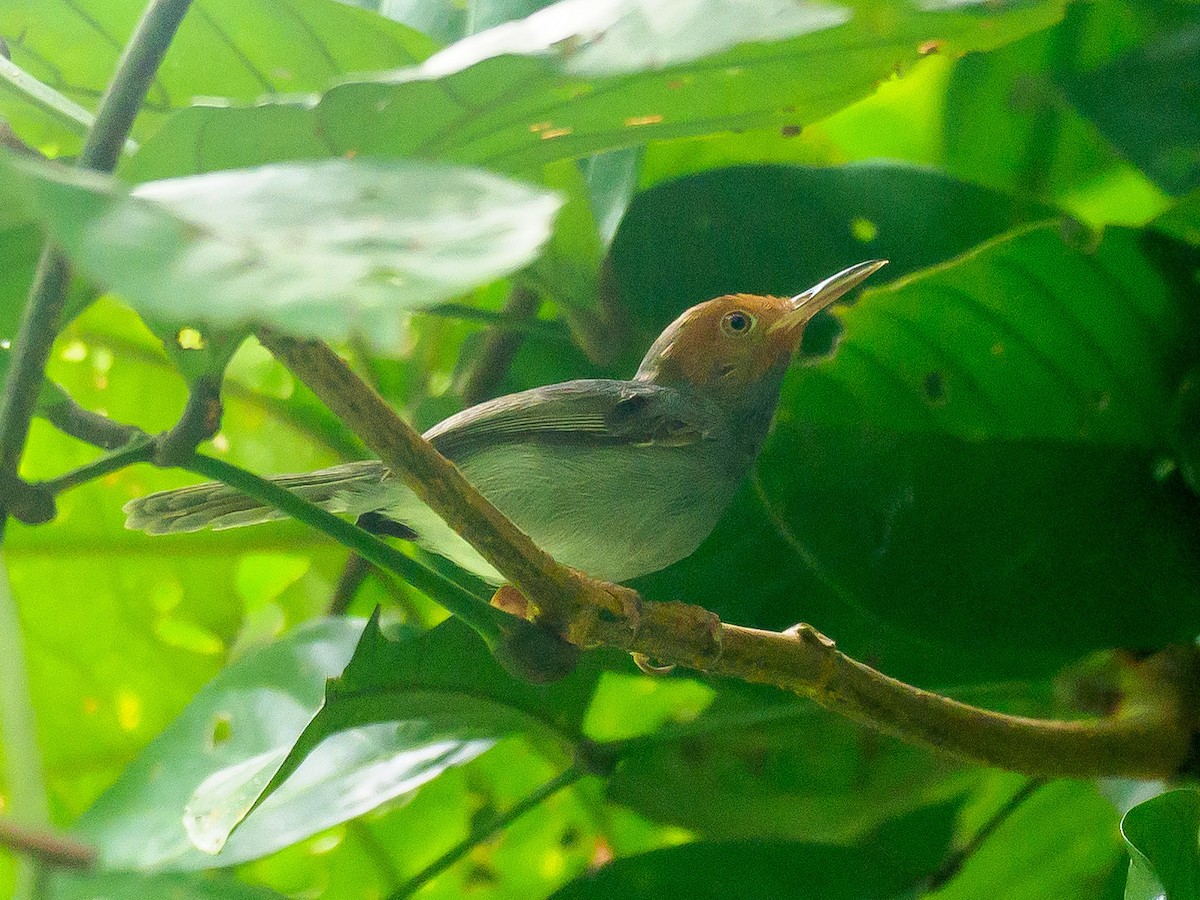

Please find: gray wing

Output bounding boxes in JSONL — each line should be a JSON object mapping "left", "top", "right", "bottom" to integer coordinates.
{"left": 424, "top": 379, "right": 709, "bottom": 461}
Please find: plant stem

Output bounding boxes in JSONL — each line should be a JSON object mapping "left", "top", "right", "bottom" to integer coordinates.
{"left": 927, "top": 778, "right": 1046, "bottom": 890}
{"left": 74, "top": 0, "right": 192, "bottom": 173}
{"left": 41, "top": 434, "right": 155, "bottom": 496}
{"left": 185, "top": 453, "right": 509, "bottom": 645}
{"left": 0, "top": 0, "right": 194, "bottom": 541}
{"left": 388, "top": 766, "right": 584, "bottom": 900}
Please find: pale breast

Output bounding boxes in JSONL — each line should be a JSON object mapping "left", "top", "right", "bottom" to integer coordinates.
{"left": 343, "top": 441, "right": 738, "bottom": 584}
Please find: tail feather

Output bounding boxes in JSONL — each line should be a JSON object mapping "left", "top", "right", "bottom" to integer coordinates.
{"left": 123, "top": 461, "right": 389, "bottom": 534}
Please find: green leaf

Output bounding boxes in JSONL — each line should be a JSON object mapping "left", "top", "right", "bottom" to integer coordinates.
{"left": 1121, "top": 790, "right": 1200, "bottom": 900}
{"left": 1156, "top": 187, "right": 1200, "bottom": 247}
{"left": 608, "top": 684, "right": 975, "bottom": 843}
{"left": 0, "top": 0, "right": 435, "bottom": 154}
{"left": 1, "top": 152, "right": 563, "bottom": 347}
{"left": 124, "top": 0, "right": 1066, "bottom": 181}
{"left": 942, "top": 1, "right": 1171, "bottom": 226}
{"left": 0, "top": 55, "right": 101, "bottom": 146}
{"left": 72, "top": 618, "right": 493, "bottom": 871}
{"left": 72, "top": 619, "right": 359, "bottom": 869}
{"left": 551, "top": 801, "right": 958, "bottom": 899}
{"left": 1058, "top": 5, "right": 1200, "bottom": 196}
{"left": 229, "top": 613, "right": 608, "bottom": 847}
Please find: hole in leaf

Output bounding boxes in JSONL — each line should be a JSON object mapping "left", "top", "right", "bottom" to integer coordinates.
{"left": 210, "top": 713, "right": 233, "bottom": 748}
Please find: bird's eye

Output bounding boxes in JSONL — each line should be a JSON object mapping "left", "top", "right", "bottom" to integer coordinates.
{"left": 721, "top": 310, "right": 755, "bottom": 335}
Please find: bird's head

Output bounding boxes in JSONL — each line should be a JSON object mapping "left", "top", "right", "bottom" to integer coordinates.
{"left": 635, "top": 260, "right": 888, "bottom": 404}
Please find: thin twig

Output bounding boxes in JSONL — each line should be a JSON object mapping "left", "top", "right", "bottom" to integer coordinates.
{"left": 926, "top": 779, "right": 1046, "bottom": 890}
{"left": 39, "top": 433, "right": 155, "bottom": 496}
{"left": 388, "top": 766, "right": 584, "bottom": 900}
{"left": 328, "top": 552, "right": 374, "bottom": 616}
{"left": 41, "top": 393, "right": 146, "bottom": 450}
{"left": 0, "top": 820, "right": 95, "bottom": 871}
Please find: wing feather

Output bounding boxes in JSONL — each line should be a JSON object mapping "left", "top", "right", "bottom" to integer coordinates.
{"left": 425, "top": 379, "right": 707, "bottom": 460}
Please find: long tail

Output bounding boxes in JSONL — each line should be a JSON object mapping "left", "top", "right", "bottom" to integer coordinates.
{"left": 123, "top": 460, "right": 388, "bottom": 534}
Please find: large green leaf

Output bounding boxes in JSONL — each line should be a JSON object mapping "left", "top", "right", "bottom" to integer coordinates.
{"left": 0, "top": 152, "right": 562, "bottom": 346}
{"left": 0, "top": 0, "right": 435, "bottom": 154}
{"left": 930, "top": 778, "right": 1124, "bottom": 900}
{"left": 225, "top": 613, "right": 610, "bottom": 850}
{"left": 552, "top": 801, "right": 957, "bottom": 899}
{"left": 5, "top": 295, "right": 355, "bottom": 827}
{"left": 73, "top": 617, "right": 497, "bottom": 871}
{"left": 1121, "top": 790, "right": 1200, "bottom": 900}
{"left": 607, "top": 682, "right": 977, "bottom": 843}
{"left": 123, "top": 0, "right": 1066, "bottom": 181}
{"left": 941, "top": 0, "right": 1171, "bottom": 226}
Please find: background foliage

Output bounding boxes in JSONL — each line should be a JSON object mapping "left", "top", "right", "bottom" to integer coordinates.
{"left": 1, "top": 0, "right": 1199, "bottom": 897}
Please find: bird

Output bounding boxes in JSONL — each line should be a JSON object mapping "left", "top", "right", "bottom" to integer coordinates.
{"left": 125, "top": 260, "right": 887, "bottom": 585}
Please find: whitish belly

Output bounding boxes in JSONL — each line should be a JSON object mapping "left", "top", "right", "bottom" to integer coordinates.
{"left": 348, "top": 443, "right": 735, "bottom": 584}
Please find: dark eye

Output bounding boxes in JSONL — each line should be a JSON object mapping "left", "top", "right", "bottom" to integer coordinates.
{"left": 722, "top": 310, "right": 754, "bottom": 335}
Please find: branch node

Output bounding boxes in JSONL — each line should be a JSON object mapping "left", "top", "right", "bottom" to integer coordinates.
{"left": 0, "top": 470, "right": 56, "bottom": 524}
{"left": 784, "top": 622, "right": 838, "bottom": 692}
{"left": 154, "top": 375, "right": 223, "bottom": 467}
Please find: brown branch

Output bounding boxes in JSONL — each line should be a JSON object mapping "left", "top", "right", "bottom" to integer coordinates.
{"left": 0, "top": 819, "right": 94, "bottom": 870}
{"left": 254, "top": 331, "right": 1199, "bottom": 780}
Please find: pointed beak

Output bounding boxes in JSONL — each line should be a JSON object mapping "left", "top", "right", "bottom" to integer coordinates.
{"left": 769, "top": 259, "right": 889, "bottom": 337}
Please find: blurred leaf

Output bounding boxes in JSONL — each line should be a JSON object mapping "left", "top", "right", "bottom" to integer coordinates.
{"left": 1058, "top": 5, "right": 1200, "bottom": 195}
{"left": 1156, "top": 187, "right": 1200, "bottom": 246}
{"left": 72, "top": 619, "right": 359, "bottom": 869}
{"left": 124, "top": 0, "right": 1066, "bottom": 181}
{"left": 222, "top": 613, "right": 608, "bottom": 855}
{"left": 0, "top": 0, "right": 435, "bottom": 154}
{"left": 49, "top": 871, "right": 290, "bottom": 900}
{"left": 1169, "top": 367, "right": 1200, "bottom": 496}
{"left": 0, "top": 55, "right": 107, "bottom": 145}
{"left": 0, "top": 153, "right": 562, "bottom": 348}
{"left": 942, "top": 0, "right": 1170, "bottom": 226}
{"left": 552, "top": 800, "right": 958, "bottom": 899}
{"left": 608, "top": 685, "right": 974, "bottom": 843}
{"left": 1121, "top": 789, "right": 1200, "bottom": 900}
{"left": 581, "top": 146, "right": 642, "bottom": 247}
{"left": 930, "top": 778, "right": 1123, "bottom": 900}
